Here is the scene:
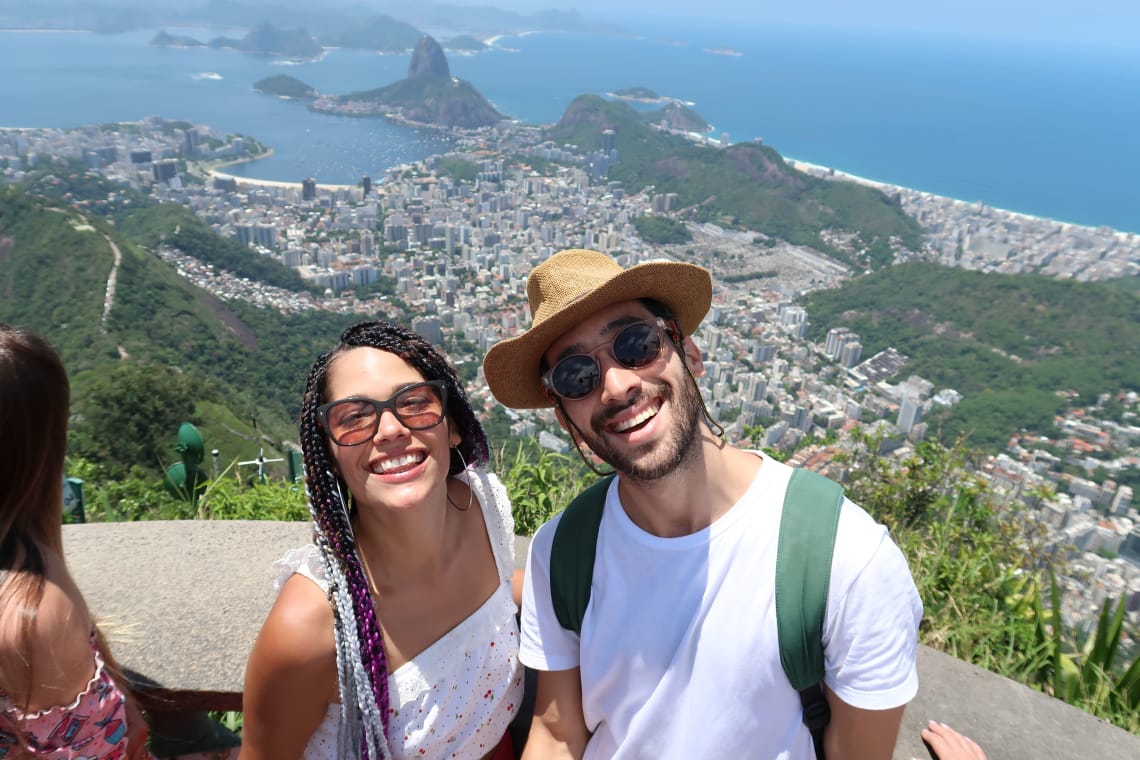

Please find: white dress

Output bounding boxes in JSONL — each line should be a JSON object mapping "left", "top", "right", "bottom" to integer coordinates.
{"left": 274, "top": 468, "right": 524, "bottom": 760}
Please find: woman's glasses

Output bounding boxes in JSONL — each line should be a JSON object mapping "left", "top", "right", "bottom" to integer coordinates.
{"left": 542, "top": 318, "right": 675, "bottom": 401}
{"left": 318, "top": 380, "right": 447, "bottom": 446}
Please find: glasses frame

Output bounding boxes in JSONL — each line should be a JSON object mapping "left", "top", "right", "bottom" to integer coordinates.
{"left": 541, "top": 317, "right": 677, "bottom": 402}
{"left": 317, "top": 380, "right": 449, "bottom": 446}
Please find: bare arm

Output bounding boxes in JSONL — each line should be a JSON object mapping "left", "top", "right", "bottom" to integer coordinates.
{"left": 520, "top": 668, "right": 590, "bottom": 760}
{"left": 511, "top": 568, "right": 525, "bottom": 610}
{"left": 822, "top": 685, "right": 906, "bottom": 760}
{"left": 238, "top": 575, "right": 338, "bottom": 760}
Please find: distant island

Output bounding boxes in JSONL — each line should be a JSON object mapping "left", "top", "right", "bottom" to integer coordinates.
{"left": 253, "top": 75, "right": 320, "bottom": 101}
{"left": 611, "top": 86, "right": 664, "bottom": 102}
{"left": 150, "top": 31, "right": 205, "bottom": 48}
{"left": 153, "top": 24, "right": 324, "bottom": 60}
{"left": 445, "top": 35, "right": 489, "bottom": 52}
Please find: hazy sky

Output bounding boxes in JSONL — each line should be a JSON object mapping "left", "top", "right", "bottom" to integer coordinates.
{"left": 456, "top": 0, "right": 1139, "bottom": 46}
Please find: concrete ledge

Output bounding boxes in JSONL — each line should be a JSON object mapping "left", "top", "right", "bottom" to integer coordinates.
{"left": 63, "top": 520, "right": 313, "bottom": 710}
{"left": 63, "top": 522, "right": 1140, "bottom": 756}
{"left": 63, "top": 521, "right": 533, "bottom": 712}
{"left": 897, "top": 646, "right": 1140, "bottom": 759}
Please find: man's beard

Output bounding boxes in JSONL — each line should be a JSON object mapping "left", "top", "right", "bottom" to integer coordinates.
{"left": 582, "top": 374, "right": 705, "bottom": 482}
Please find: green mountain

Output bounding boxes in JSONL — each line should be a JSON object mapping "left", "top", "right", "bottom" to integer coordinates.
{"left": 546, "top": 95, "right": 923, "bottom": 269}
{"left": 334, "top": 35, "right": 502, "bottom": 128}
{"left": 802, "top": 262, "right": 1140, "bottom": 450}
{"left": 0, "top": 186, "right": 356, "bottom": 479}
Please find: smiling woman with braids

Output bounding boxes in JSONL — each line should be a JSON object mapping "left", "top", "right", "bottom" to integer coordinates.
{"left": 239, "top": 321, "right": 524, "bottom": 760}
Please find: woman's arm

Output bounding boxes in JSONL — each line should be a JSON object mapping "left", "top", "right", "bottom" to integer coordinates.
{"left": 238, "top": 574, "right": 339, "bottom": 760}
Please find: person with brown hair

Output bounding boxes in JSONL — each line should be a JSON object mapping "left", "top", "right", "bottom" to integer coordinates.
{"left": 0, "top": 323, "right": 152, "bottom": 758}
{"left": 239, "top": 320, "right": 523, "bottom": 760}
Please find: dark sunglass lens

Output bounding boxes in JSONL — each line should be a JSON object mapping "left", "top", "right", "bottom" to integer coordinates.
{"left": 551, "top": 355, "right": 600, "bottom": 400}
{"left": 394, "top": 384, "right": 444, "bottom": 429}
{"left": 328, "top": 400, "right": 378, "bottom": 445}
{"left": 613, "top": 323, "right": 662, "bottom": 368}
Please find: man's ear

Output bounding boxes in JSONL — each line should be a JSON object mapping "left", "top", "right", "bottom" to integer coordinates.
{"left": 681, "top": 336, "right": 705, "bottom": 377}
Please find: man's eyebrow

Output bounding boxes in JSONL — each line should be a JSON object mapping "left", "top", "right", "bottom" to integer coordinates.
{"left": 553, "top": 315, "right": 644, "bottom": 362}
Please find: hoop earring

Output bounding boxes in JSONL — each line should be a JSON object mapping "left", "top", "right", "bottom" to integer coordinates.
{"left": 447, "top": 447, "right": 474, "bottom": 511}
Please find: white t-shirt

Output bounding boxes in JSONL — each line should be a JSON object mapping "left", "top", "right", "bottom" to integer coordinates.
{"left": 519, "top": 456, "right": 923, "bottom": 759}
{"left": 276, "top": 468, "right": 524, "bottom": 760}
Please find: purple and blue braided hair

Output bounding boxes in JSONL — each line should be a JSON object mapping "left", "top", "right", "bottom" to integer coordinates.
{"left": 299, "top": 320, "right": 489, "bottom": 759}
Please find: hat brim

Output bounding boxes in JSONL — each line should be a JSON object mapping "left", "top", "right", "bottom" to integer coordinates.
{"left": 484, "top": 262, "right": 711, "bottom": 409}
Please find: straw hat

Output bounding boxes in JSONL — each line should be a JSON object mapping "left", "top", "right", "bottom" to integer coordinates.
{"left": 483, "top": 249, "right": 711, "bottom": 409}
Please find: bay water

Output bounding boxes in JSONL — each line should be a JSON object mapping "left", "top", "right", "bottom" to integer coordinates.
{"left": 1, "top": 21, "right": 1136, "bottom": 233}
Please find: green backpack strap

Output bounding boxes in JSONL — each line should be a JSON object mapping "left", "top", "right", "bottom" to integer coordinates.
{"left": 548, "top": 467, "right": 842, "bottom": 760}
{"left": 776, "top": 467, "right": 844, "bottom": 760}
{"left": 549, "top": 475, "right": 615, "bottom": 633}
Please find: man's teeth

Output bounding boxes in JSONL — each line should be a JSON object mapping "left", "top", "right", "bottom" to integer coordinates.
{"left": 613, "top": 404, "right": 660, "bottom": 432}
{"left": 373, "top": 453, "right": 424, "bottom": 473}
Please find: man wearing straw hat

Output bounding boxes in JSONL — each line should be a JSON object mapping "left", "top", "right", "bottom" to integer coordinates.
{"left": 484, "top": 249, "right": 921, "bottom": 759}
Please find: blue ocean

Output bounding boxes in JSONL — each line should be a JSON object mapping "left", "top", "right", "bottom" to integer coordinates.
{"left": 1, "top": 20, "right": 1137, "bottom": 233}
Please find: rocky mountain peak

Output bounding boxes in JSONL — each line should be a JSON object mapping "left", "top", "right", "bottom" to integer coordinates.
{"left": 407, "top": 35, "right": 449, "bottom": 78}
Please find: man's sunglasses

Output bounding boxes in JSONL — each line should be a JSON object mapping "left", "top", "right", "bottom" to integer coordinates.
{"left": 542, "top": 318, "right": 677, "bottom": 401}
{"left": 317, "top": 380, "right": 448, "bottom": 446}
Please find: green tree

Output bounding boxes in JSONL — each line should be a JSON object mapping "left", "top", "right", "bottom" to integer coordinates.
{"left": 71, "top": 362, "right": 200, "bottom": 478}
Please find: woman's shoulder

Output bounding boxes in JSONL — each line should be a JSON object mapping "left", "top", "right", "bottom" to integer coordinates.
{"left": 1, "top": 547, "right": 87, "bottom": 637}
{"left": 268, "top": 572, "right": 334, "bottom": 637}
{"left": 255, "top": 572, "right": 337, "bottom": 671}
{"left": 0, "top": 551, "right": 94, "bottom": 707}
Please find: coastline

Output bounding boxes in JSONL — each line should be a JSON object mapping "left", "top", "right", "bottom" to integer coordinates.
{"left": 786, "top": 157, "right": 1139, "bottom": 240}
{"left": 203, "top": 148, "right": 354, "bottom": 191}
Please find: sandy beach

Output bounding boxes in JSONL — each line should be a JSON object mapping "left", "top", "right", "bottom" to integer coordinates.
{"left": 207, "top": 169, "right": 355, "bottom": 191}
{"left": 786, "top": 157, "right": 1135, "bottom": 239}
{"left": 204, "top": 150, "right": 354, "bottom": 191}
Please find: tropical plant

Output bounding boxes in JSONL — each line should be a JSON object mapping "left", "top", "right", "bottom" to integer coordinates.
{"left": 838, "top": 433, "right": 1139, "bottom": 732}
{"left": 497, "top": 445, "right": 593, "bottom": 536}
{"left": 1033, "top": 570, "right": 1140, "bottom": 731}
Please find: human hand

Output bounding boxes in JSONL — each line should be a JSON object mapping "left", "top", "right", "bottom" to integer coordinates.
{"left": 917, "top": 720, "right": 987, "bottom": 760}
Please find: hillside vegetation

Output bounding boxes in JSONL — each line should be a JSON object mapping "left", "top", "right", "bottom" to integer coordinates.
{"left": 546, "top": 95, "right": 924, "bottom": 269}
{"left": 0, "top": 187, "right": 356, "bottom": 478}
{"left": 803, "top": 262, "right": 1140, "bottom": 449}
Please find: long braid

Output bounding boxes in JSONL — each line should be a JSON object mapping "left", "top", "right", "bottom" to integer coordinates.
{"left": 299, "top": 320, "right": 489, "bottom": 759}
{"left": 301, "top": 361, "right": 390, "bottom": 760}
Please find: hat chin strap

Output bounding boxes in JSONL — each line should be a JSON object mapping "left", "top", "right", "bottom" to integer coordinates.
{"left": 679, "top": 355, "right": 725, "bottom": 440}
